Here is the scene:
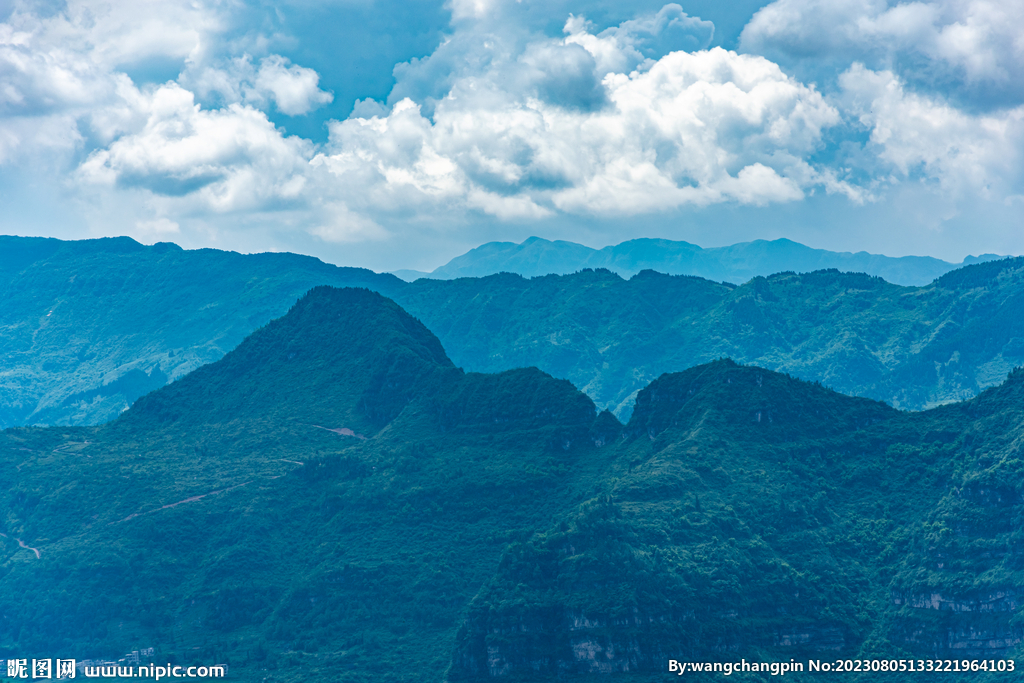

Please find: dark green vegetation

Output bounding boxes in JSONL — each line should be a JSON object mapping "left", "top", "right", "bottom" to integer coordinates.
{"left": 0, "top": 236, "right": 398, "bottom": 428}
{"left": 452, "top": 363, "right": 1024, "bottom": 680}
{"left": 392, "top": 235, "right": 1001, "bottom": 285}
{"left": 3, "top": 235, "right": 1024, "bottom": 429}
{"left": 400, "top": 262, "right": 1024, "bottom": 418}
{"left": 0, "top": 288, "right": 613, "bottom": 682}
{"left": 1, "top": 287, "right": 1022, "bottom": 681}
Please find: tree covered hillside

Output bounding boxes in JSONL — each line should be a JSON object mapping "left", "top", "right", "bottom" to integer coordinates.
{"left": 398, "top": 261, "right": 1024, "bottom": 417}
{"left": 453, "top": 360, "right": 1024, "bottom": 678}
{"left": 0, "top": 288, "right": 618, "bottom": 682}
{"left": 1, "top": 235, "right": 1023, "bottom": 428}
{"left": 1, "top": 288, "right": 1022, "bottom": 682}
{"left": 0, "top": 236, "right": 402, "bottom": 428}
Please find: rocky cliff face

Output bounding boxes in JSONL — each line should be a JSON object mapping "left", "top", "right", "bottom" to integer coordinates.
{"left": 457, "top": 608, "right": 680, "bottom": 677}
{"left": 892, "top": 591, "right": 1022, "bottom": 656}
{"left": 448, "top": 489, "right": 857, "bottom": 681}
{"left": 892, "top": 578, "right": 1023, "bottom": 655}
{"left": 448, "top": 365, "right": 1024, "bottom": 680}
{"left": 452, "top": 607, "right": 850, "bottom": 679}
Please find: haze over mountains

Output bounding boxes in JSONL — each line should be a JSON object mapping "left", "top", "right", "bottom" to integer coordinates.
{"left": 392, "top": 237, "right": 1005, "bottom": 286}
{"left": 2, "top": 235, "right": 1024, "bottom": 430}
{"left": 1, "top": 286, "right": 1021, "bottom": 681}
{"left": 0, "top": 236, "right": 391, "bottom": 428}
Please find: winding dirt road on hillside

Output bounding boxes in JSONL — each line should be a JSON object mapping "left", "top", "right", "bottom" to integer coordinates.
{"left": 312, "top": 424, "right": 367, "bottom": 439}
{"left": 113, "top": 481, "right": 253, "bottom": 524}
{"left": 0, "top": 532, "right": 41, "bottom": 559}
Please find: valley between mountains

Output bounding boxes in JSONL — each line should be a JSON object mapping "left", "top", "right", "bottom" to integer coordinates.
{"left": 1, "top": 286, "right": 1023, "bottom": 681}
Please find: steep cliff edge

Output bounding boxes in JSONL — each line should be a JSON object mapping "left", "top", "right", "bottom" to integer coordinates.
{"left": 886, "top": 368, "right": 1024, "bottom": 658}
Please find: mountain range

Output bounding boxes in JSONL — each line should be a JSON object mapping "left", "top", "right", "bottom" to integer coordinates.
{"left": 1, "top": 286, "right": 1021, "bottom": 681}
{"left": 391, "top": 236, "right": 1005, "bottom": 286}
{"left": 0, "top": 235, "right": 393, "bottom": 428}
{"left": 2, "top": 235, "right": 1023, "bottom": 429}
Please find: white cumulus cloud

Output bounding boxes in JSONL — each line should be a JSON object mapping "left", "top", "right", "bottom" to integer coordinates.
{"left": 839, "top": 63, "right": 1024, "bottom": 198}
{"left": 563, "top": 4, "right": 715, "bottom": 76}
{"left": 185, "top": 54, "right": 335, "bottom": 116}
{"left": 77, "top": 82, "right": 316, "bottom": 213}
{"left": 0, "top": 0, "right": 340, "bottom": 247}
{"left": 0, "top": 0, "right": 1020, "bottom": 267}
{"left": 318, "top": 18, "right": 850, "bottom": 221}
{"left": 741, "top": 0, "right": 1024, "bottom": 107}
{"left": 254, "top": 56, "right": 334, "bottom": 116}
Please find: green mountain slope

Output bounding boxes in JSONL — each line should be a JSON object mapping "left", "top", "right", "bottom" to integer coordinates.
{"left": 394, "top": 236, "right": 1004, "bottom": 286}
{"left": 398, "top": 262, "right": 1024, "bottom": 417}
{"left": 0, "top": 287, "right": 616, "bottom": 682}
{"left": 2, "top": 235, "right": 1024, "bottom": 430}
{"left": 1, "top": 289, "right": 1023, "bottom": 682}
{"left": 0, "top": 236, "right": 401, "bottom": 428}
{"left": 450, "top": 360, "right": 1024, "bottom": 679}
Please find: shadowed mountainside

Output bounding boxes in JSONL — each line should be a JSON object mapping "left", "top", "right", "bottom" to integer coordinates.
{"left": 452, "top": 359, "right": 1024, "bottom": 678}
{"left": 2, "top": 235, "right": 1023, "bottom": 429}
{"left": 0, "top": 236, "right": 404, "bottom": 428}
{"left": 1, "top": 288, "right": 1022, "bottom": 682}
{"left": 396, "top": 261, "right": 1024, "bottom": 417}
{"left": 0, "top": 287, "right": 614, "bottom": 681}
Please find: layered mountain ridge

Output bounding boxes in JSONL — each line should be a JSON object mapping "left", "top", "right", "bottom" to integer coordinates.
{"left": 0, "top": 235, "right": 401, "bottom": 427}
{"left": 452, "top": 361, "right": 1024, "bottom": 678}
{"left": 392, "top": 236, "right": 1005, "bottom": 286}
{"left": 3, "top": 235, "right": 1024, "bottom": 429}
{"left": 350, "top": 259, "right": 1024, "bottom": 417}
{"left": 1, "top": 287, "right": 1022, "bottom": 681}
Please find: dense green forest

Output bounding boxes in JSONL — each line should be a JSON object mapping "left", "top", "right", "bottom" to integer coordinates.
{"left": 1, "top": 287, "right": 1021, "bottom": 681}
{"left": 1, "top": 236, "right": 1023, "bottom": 429}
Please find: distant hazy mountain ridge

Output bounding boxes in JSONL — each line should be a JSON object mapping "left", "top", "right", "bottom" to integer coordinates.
{"left": 393, "top": 236, "right": 1003, "bottom": 286}
{"left": 1, "top": 234, "right": 1021, "bottom": 429}
{"left": 395, "top": 261, "right": 1024, "bottom": 418}
{"left": 0, "top": 235, "right": 401, "bottom": 428}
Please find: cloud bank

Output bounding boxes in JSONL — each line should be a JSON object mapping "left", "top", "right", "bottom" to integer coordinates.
{"left": 0, "top": 0, "right": 1020, "bottom": 268}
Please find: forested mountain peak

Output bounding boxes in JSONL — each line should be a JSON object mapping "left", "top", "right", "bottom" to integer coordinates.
{"left": 123, "top": 286, "right": 456, "bottom": 432}
{"left": 626, "top": 359, "right": 896, "bottom": 441}
{"left": 2, "top": 289, "right": 1023, "bottom": 680}
{"left": 3, "top": 235, "right": 1023, "bottom": 431}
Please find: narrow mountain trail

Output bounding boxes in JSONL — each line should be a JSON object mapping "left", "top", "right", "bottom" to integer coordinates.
{"left": 312, "top": 424, "right": 367, "bottom": 439}
{"left": 113, "top": 481, "right": 253, "bottom": 524}
{"left": 0, "top": 532, "right": 41, "bottom": 559}
{"left": 112, "top": 454, "right": 308, "bottom": 525}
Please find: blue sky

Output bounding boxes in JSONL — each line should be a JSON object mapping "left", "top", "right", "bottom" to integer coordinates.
{"left": 0, "top": 0, "right": 1021, "bottom": 271}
